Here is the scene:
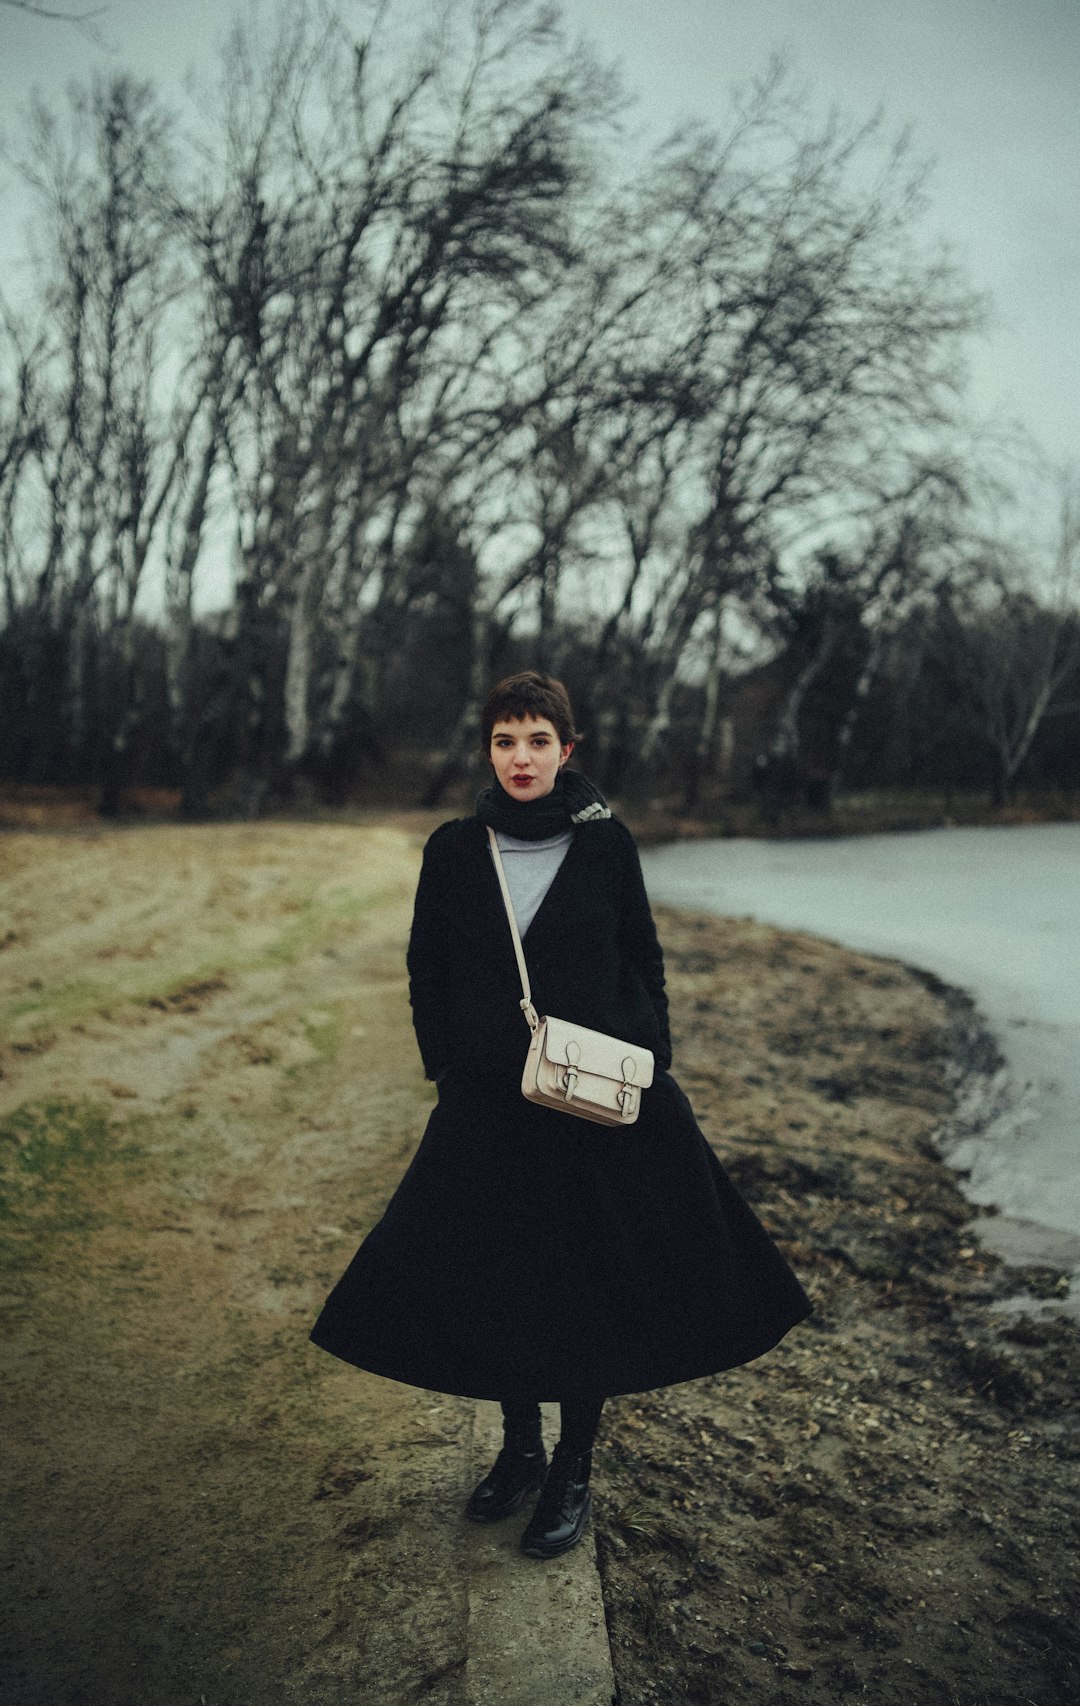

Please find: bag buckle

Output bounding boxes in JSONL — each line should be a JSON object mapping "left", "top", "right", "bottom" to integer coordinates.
{"left": 562, "top": 1038, "right": 580, "bottom": 1102}
{"left": 619, "top": 1056, "right": 638, "bottom": 1118}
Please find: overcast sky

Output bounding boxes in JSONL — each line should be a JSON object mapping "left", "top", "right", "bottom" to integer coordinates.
{"left": 1, "top": 0, "right": 1077, "bottom": 476}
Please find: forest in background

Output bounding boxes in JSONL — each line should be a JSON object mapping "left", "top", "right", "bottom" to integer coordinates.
{"left": 1, "top": 0, "right": 1078, "bottom": 820}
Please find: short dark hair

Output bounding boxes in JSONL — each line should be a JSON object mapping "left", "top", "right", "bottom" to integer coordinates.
{"left": 480, "top": 671, "right": 580, "bottom": 750}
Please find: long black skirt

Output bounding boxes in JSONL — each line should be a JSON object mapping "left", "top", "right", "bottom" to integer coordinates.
{"left": 310, "top": 1070, "right": 812, "bottom": 1402}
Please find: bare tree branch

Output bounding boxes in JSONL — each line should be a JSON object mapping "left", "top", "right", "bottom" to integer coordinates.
{"left": 0, "top": 0, "right": 106, "bottom": 41}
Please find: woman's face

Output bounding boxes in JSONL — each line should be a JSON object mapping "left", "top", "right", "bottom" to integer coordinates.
{"left": 489, "top": 716, "right": 573, "bottom": 802}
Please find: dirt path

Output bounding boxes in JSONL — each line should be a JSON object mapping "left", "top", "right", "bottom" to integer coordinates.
{"left": 2, "top": 820, "right": 479, "bottom": 1703}
{"left": 2, "top": 820, "right": 1077, "bottom": 1705}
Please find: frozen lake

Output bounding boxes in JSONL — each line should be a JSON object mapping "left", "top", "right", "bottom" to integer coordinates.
{"left": 641, "top": 824, "right": 1080, "bottom": 1291}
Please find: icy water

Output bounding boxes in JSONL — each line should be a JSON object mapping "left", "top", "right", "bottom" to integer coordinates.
{"left": 642, "top": 824, "right": 1080, "bottom": 1287}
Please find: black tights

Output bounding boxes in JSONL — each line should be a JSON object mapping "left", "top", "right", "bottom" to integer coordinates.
{"left": 500, "top": 1396, "right": 604, "bottom": 1456}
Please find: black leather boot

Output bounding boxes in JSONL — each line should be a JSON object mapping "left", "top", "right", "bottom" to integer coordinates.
{"left": 465, "top": 1416, "right": 547, "bottom": 1524}
{"left": 519, "top": 1442, "right": 593, "bottom": 1559}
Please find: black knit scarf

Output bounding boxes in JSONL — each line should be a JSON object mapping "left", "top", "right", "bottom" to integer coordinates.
{"left": 475, "top": 769, "right": 611, "bottom": 840}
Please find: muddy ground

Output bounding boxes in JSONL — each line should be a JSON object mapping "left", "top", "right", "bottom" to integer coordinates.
{"left": 1, "top": 818, "right": 1077, "bottom": 1705}
{"left": 596, "top": 915, "right": 1079, "bottom": 1706}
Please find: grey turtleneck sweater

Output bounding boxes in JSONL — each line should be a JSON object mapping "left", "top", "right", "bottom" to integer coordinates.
{"left": 492, "top": 828, "right": 573, "bottom": 935}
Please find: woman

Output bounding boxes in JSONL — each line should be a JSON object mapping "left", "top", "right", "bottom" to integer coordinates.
{"left": 311, "top": 671, "right": 811, "bottom": 1560}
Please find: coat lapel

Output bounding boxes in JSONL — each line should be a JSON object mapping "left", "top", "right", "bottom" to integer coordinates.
{"left": 520, "top": 829, "right": 583, "bottom": 945}
{"left": 523, "top": 830, "right": 613, "bottom": 950}
{"left": 473, "top": 820, "right": 599, "bottom": 951}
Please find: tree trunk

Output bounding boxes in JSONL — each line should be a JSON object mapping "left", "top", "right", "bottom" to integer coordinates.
{"left": 830, "top": 621, "right": 883, "bottom": 789}
{"left": 99, "top": 617, "right": 141, "bottom": 817}
{"left": 769, "top": 614, "right": 840, "bottom": 762}
{"left": 683, "top": 602, "right": 726, "bottom": 812}
{"left": 283, "top": 560, "right": 317, "bottom": 771}
{"left": 163, "top": 425, "right": 217, "bottom": 817}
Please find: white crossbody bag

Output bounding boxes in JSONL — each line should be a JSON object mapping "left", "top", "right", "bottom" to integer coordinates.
{"left": 487, "top": 826, "right": 655, "bottom": 1126}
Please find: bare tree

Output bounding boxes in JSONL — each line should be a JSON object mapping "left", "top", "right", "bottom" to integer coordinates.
{"left": 951, "top": 474, "right": 1080, "bottom": 802}
{"left": 0, "top": 304, "right": 48, "bottom": 626}
{"left": 5, "top": 73, "right": 185, "bottom": 800}
{"left": 756, "top": 455, "right": 977, "bottom": 779}
{"left": 591, "top": 70, "right": 984, "bottom": 777}
{"left": 168, "top": 0, "right": 617, "bottom": 802}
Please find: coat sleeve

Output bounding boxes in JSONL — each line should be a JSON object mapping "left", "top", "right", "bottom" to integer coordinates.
{"left": 406, "top": 823, "right": 458, "bottom": 1082}
{"left": 614, "top": 823, "right": 673, "bottom": 1070}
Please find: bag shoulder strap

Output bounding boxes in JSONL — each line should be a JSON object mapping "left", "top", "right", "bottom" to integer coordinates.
{"left": 486, "top": 825, "right": 540, "bottom": 1033}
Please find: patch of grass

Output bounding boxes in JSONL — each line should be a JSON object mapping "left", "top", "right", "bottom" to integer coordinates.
{"left": 258, "top": 884, "right": 385, "bottom": 968}
{"left": 3, "top": 963, "right": 229, "bottom": 1036}
{"left": 1, "top": 1098, "right": 112, "bottom": 1184}
{"left": 0, "top": 1098, "right": 147, "bottom": 1248}
{"left": 612, "top": 1498, "right": 693, "bottom": 1556}
{"left": 2, "top": 977, "right": 108, "bottom": 1035}
{"left": 6, "top": 992, "right": 53, "bottom": 1020}
{"left": 126, "top": 879, "right": 382, "bottom": 994}
{"left": 277, "top": 1001, "right": 349, "bottom": 1083}
{"left": 300, "top": 1005, "right": 344, "bottom": 1059}
{"left": 1, "top": 889, "right": 382, "bottom": 1040}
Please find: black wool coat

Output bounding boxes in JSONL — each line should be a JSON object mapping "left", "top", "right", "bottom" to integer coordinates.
{"left": 310, "top": 813, "right": 812, "bottom": 1402}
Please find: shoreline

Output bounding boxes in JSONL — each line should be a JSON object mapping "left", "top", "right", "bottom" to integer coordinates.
{"left": 906, "top": 966, "right": 1080, "bottom": 1323}
{"left": 639, "top": 823, "right": 1080, "bottom": 1286}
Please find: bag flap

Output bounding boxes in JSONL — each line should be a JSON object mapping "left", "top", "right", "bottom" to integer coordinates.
{"left": 540, "top": 1015, "right": 654, "bottom": 1088}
